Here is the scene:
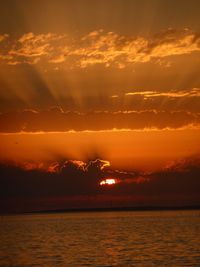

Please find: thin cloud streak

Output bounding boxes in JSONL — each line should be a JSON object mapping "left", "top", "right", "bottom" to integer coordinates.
{"left": 125, "top": 88, "right": 200, "bottom": 98}
{"left": 1, "top": 124, "right": 200, "bottom": 135}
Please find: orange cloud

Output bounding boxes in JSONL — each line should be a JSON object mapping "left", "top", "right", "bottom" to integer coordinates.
{"left": 0, "top": 109, "right": 200, "bottom": 133}
{"left": 0, "top": 28, "right": 200, "bottom": 67}
{"left": 125, "top": 88, "right": 200, "bottom": 98}
{"left": 8, "top": 32, "right": 67, "bottom": 64}
{"left": 0, "top": 34, "right": 9, "bottom": 42}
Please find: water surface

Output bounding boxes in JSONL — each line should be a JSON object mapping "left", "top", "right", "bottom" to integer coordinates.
{"left": 0, "top": 210, "right": 200, "bottom": 266}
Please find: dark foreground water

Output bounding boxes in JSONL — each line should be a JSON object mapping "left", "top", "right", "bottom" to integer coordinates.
{"left": 0, "top": 210, "right": 200, "bottom": 267}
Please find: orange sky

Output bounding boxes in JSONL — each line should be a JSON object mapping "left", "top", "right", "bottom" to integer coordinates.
{"left": 1, "top": 128, "right": 200, "bottom": 171}
{"left": 0, "top": 1, "right": 200, "bottom": 166}
{"left": 0, "top": 0, "right": 200, "bottom": 211}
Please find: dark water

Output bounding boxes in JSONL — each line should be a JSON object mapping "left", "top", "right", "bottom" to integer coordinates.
{"left": 0, "top": 210, "right": 200, "bottom": 267}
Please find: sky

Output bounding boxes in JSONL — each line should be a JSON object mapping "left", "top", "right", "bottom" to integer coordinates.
{"left": 0, "top": 0, "right": 200, "bottom": 212}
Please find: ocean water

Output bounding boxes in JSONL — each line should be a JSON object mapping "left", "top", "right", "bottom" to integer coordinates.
{"left": 0, "top": 210, "right": 200, "bottom": 267}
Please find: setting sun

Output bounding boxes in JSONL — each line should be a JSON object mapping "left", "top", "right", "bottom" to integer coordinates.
{"left": 100, "top": 179, "right": 116, "bottom": 186}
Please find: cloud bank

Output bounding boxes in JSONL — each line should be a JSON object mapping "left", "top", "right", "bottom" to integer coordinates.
{"left": 0, "top": 157, "right": 200, "bottom": 212}
{"left": 0, "top": 108, "right": 200, "bottom": 133}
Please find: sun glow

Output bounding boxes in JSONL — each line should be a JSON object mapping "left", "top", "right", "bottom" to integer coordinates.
{"left": 100, "top": 178, "right": 116, "bottom": 185}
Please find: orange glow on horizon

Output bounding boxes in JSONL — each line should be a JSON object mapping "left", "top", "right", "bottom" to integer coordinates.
{"left": 100, "top": 178, "right": 117, "bottom": 185}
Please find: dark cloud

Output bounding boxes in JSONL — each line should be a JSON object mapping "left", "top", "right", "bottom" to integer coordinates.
{"left": 0, "top": 157, "right": 200, "bottom": 212}
{"left": 0, "top": 158, "right": 137, "bottom": 212}
{"left": 0, "top": 109, "right": 199, "bottom": 133}
{"left": 0, "top": 158, "right": 139, "bottom": 197}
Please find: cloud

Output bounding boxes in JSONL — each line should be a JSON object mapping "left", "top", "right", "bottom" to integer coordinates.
{"left": 122, "top": 88, "right": 200, "bottom": 113}
{"left": 0, "top": 156, "right": 200, "bottom": 212}
{"left": 142, "top": 157, "right": 200, "bottom": 196}
{"left": 8, "top": 32, "right": 67, "bottom": 64}
{"left": 125, "top": 88, "right": 200, "bottom": 98}
{"left": 0, "top": 158, "right": 138, "bottom": 200}
{"left": 0, "top": 34, "right": 9, "bottom": 42}
{"left": 0, "top": 109, "right": 200, "bottom": 133}
{"left": 0, "top": 28, "right": 200, "bottom": 67}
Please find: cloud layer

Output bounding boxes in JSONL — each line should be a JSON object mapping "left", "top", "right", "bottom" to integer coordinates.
{"left": 1, "top": 28, "right": 200, "bottom": 67}
{"left": 0, "top": 108, "right": 200, "bottom": 133}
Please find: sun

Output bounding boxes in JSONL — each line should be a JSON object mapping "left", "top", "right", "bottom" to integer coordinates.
{"left": 100, "top": 178, "right": 116, "bottom": 186}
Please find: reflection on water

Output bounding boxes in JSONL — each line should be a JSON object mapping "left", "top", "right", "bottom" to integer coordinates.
{"left": 0, "top": 210, "right": 200, "bottom": 266}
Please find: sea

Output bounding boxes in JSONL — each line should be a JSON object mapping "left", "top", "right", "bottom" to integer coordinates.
{"left": 0, "top": 210, "right": 200, "bottom": 267}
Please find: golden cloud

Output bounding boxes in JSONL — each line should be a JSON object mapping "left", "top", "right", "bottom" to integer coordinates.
{"left": 0, "top": 28, "right": 199, "bottom": 67}
{"left": 125, "top": 88, "right": 200, "bottom": 98}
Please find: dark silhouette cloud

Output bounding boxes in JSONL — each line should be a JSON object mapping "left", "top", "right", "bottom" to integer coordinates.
{"left": 0, "top": 157, "right": 200, "bottom": 212}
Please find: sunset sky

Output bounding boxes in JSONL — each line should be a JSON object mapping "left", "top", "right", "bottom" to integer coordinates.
{"left": 0, "top": 0, "right": 200, "bottom": 212}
